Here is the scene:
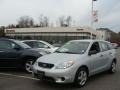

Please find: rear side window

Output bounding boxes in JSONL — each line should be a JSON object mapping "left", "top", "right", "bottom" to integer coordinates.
{"left": 100, "top": 42, "right": 110, "bottom": 51}
{"left": 24, "top": 41, "right": 33, "bottom": 48}
{"left": 33, "top": 41, "right": 46, "bottom": 48}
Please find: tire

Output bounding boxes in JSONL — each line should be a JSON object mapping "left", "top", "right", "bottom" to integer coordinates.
{"left": 24, "top": 59, "right": 35, "bottom": 73}
{"left": 74, "top": 67, "right": 88, "bottom": 87}
{"left": 108, "top": 61, "right": 116, "bottom": 73}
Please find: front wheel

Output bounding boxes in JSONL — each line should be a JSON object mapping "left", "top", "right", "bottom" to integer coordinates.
{"left": 74, "top": 67, "right": 88, "bottom": 87}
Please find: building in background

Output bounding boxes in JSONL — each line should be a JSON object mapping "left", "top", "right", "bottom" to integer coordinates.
{"left": 5, "top": 27, "right": 97, "bottom": 43}
{"left": 96, "top": 28, "right": 112, "bottom": 41}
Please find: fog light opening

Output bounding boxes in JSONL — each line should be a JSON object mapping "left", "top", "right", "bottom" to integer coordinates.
{"left": 61, "top": 77, "right": 65, "bottom": 81}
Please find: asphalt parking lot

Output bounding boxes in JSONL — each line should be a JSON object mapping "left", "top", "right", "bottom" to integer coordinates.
{"left": 0, "top": 48, "right": 120, "bottom": 90}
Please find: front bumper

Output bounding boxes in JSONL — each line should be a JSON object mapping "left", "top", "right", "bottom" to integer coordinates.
{"left": 32, "top": 65, "right": 77, "bottom": 83}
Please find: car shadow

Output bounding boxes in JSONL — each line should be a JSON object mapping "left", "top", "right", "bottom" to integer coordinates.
{"left": 0, "top": 68, "right": 118, "bottom": 90}
{"left": 0, "top": 68, "right": 30, "bottom": 76}
{"left": 33, "top": 71, "right": 114, "bottom": 90}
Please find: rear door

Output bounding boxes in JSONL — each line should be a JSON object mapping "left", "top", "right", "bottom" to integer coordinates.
{"left": 0, "top": 40, "right": 21, "bottom": 67}
{"left": 99, "top": 41, "right": 113, "bottom": 69}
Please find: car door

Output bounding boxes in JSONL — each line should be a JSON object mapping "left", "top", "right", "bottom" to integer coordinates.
{"left": 99, "top": 41, "right": 111, "bottom": 69}
{"left": 0, "top": 40, "right": 21, "bottom": 67}
{"left": 88, "top": 42, "right": 107, "bottom": 75}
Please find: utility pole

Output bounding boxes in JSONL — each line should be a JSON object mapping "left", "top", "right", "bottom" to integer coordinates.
{"left": 90, "top": 0, "right": 94, "bottom": 39}
{"left": 91, "top": 0, "right": 98, "bottom": 39}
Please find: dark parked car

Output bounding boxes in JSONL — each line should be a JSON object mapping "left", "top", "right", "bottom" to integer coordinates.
{"left": 0, "top": 38, "right": 48, "bottom": 73}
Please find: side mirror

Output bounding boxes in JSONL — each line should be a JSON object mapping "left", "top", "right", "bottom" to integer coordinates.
{"left": 88, "top": 50, "right": 98, "bottom": 56}
{"left": 13, "top": 46, "right": 21, "bottom": 50}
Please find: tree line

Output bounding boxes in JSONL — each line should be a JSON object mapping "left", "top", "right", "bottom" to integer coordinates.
{"left": 6, "top": 15, "right": 72, "bottom": 28}
{"left": 0, "top": 26, "right": 5, "bottom": 37}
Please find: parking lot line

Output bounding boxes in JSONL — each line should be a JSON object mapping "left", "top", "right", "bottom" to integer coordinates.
{"left": 0, "top": 72, "right": 39, "bottom": 80}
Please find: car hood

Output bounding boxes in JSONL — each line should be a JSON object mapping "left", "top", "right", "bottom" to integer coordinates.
{"left": 37, "top": 53, "right": 83, "bottom": 65}
{"left": 26, "top": 48, "right": 50, "bottom": 55}
{"left": 30, "top": 48, "right": 48, "bottom": 52}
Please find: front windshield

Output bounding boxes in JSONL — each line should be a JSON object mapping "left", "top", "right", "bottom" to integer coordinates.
{"left": 13, "top": 40, "right": 31, "bottom": 49}
{"left": 56, "top": 41, "right": 90, "bottom": 54}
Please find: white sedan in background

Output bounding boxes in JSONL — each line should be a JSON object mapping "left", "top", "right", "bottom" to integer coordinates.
{"left": 21, "top": 40, "right": 59, "bottom": 53}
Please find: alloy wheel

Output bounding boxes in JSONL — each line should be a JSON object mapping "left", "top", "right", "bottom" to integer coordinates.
{"left": 25, "top": 60, "right": 33, "bottom": 73}
{"left": 111, "top": 62, "right": 116, "bottom": 73}
{"left": 75, "top": 68, "right": 88, "bottom": 87}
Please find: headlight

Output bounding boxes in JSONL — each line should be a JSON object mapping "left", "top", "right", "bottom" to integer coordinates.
{"left": 55, "top": 60, "right": 75, "bottom": 69}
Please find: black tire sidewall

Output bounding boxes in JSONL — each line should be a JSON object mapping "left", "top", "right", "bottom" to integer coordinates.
{"left": 109, "top": 61, "right": 116, "bottom": 73}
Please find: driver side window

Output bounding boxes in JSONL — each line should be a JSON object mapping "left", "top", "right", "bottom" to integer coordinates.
{"left": 90, "top": 42, "right": 100, "bottom": 53}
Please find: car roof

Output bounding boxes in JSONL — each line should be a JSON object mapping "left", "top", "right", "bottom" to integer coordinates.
{"left": 21, "top": 40, "right": 43, "bottom": 42}
{"left": 0, "top": 38, "right": 13, "bottom": 41}
{"left": 21, "top": 40, "right": 54, "bottom": 47}
{"left": 70, "top": 39, "right": 110, "bottom": 43}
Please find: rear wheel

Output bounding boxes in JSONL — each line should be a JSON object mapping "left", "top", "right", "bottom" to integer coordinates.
{"left": 108, "top": 61, "right": 116, "bottom": 73}
{"left": 25, "top": 60, "right": 34, "bottom": 73}
{"left": 74, "top": 67, "right": 88, "bottom": 87}
{"left": 24, "top": 57, "right": 37, "bottom": 73}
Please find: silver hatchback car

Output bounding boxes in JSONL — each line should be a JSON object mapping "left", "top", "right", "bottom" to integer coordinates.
{"left": 32, "top": 40, "right": 117, "bottom": 87}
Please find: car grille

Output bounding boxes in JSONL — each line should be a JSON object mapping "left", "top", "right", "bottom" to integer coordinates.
{"left": 38, "top": 62, "right": 54, "bottom": 69}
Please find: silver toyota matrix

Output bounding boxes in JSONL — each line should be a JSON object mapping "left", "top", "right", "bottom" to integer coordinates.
{"left": 32, "top": 40, "right": 117, "bottom": 87}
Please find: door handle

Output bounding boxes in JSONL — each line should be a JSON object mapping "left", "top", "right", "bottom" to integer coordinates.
{"left": 100, "top": 54, "right": 103, "bottom": 57}
{"left": 109, "top": 52, "right": 112, "bottom": 55}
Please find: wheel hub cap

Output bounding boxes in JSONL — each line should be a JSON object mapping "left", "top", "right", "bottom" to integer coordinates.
{"left": 78, "top": 71, "right": 87, "bottom": 86}
{"left": 25, "top": 61, "right": 33, "bottom": 73}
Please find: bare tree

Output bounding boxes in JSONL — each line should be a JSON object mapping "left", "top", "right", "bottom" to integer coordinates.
{"left": 29, "top": 19, "right": 34, "bottom": 27}
{"left": 58, "top": 16, "right": 72, "bottom": 27}
{"left": 0, "top": 26, "right": 5, "bottom": 37}
{"left": 119, "top": 32, "right": 120, "bottom": 35}
{"left": 7, "top": 24, "right": 16, "bottom": 28}
{"left": 39, "top": 14, "right": 49, "bottom": 27}
{"left": 58, "top": 16, "right": 65, "bottom": 27}
{"left": 39, "top": 14, "right": 44, "bottom": 27}
{"left": 66, "top": 16, "right": 72, "bottom": 27}
{"left": 43, "top": 16, "right": 49, "bottom": 27}
{"left": 18, "top": 16, "right": 34, "bottom": 28}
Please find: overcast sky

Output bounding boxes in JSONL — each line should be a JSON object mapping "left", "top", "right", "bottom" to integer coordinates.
{"left": 0, "top": 0, "right": 120, "bottom": 32}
